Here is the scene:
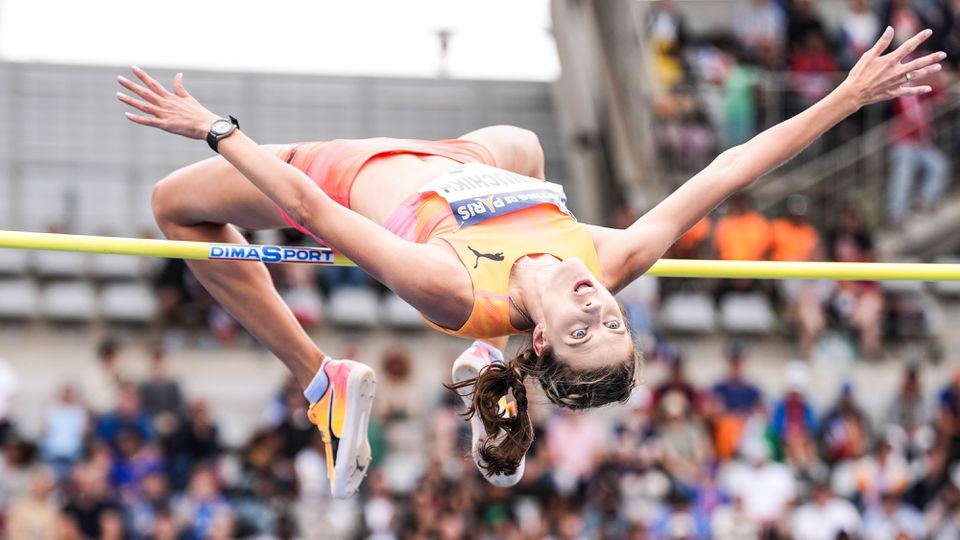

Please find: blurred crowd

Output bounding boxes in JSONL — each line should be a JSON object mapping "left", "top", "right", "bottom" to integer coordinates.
{"left": 645, "top": 0, "right": 957, "bottom": 224}
{"left": 2, "top": 338, "right": 960, "bottom": 539}
{"left": 615, "top": 192, "right": 936, "bottom": 364}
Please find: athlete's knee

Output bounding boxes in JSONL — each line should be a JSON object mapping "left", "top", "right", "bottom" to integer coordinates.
{"left": 151, "top": 168, "right": 190, "bottom": 229}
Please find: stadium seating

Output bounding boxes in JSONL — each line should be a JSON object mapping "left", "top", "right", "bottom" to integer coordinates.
{"left": 39, "top": 281, "right": 97, "bottom": 321}
{"left": 719, "top": 292, "right": 776, "bottom": 334}
{"left": 659, "top": 292, "right": 716, "bottom": 333}
{"left": 0, "top": 279, "right": 39, "bottom": 319}
{"left": 100, "top": 282, "right": 157, "bottom": 323}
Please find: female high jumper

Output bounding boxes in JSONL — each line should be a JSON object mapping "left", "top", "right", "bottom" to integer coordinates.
{"left": 116, "top": 27, "right": 943, "bottom": 498}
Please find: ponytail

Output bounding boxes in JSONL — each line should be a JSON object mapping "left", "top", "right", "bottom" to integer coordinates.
{"left": 446, "top": 341, "right": 640, "bottom": 475}
{"left": 446, "top": 359, "right": 533, "bottom": 477}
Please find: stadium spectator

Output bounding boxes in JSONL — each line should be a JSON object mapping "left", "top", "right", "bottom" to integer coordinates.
{"left": 714, "top": 195, "right": 772, "bottom": 298}
{"left": 790, "top": 480, "right": 863, "bottom": 540}
{"left": 375, "top": 346, "right": 422, "bottom": 421}
{"left": 819, "top": 382, "right": 871, "bottom": 464}
{"left": 937, "top": 369, "right": 960, "bottom": 462}
{"left": 4, "top": 467, "right": 58, "bottom": 540}
{"left": 825, "top": 207, "right": 884, "bottom": 359}
{"left": 863, "top": 489, "right": 928, "bottom": 539}
{"left": 653, "top": 350, "right": 700, "bottom": 412}
{"left": 545, "top": 409, "right": 606, "bottom": 495}
{"left": 789, "top": 29, "right": 839, "bottom": 109}
{"left": 0, "top": 358, "right": 17, "bottom": 445}
{"left": 886, "top": 364, "right": 932, "bottom": 458}
{"left": 80, "top": 338, "right": 128, "bottom": 417}
{"left": 60, "top": 462, "right": 124, "bottom": 540}
{"left": 172, "top": 466, "right": 232, "bottom": 540}
{"left": 39, "top": 384, "right": 87, "bottom": 479}
{"left": 94, "top": 384, "right": 154, "bottom": 453}
{"left": 669, "top": 216, "right": 712, "bottom": 260}
{"left": 711, "top": 343, "right": 763, "bottom": 460}
{"left": 153, "top": 258, "right": 192, "bottom": 349}
{"left": 883, "top": 0, "right": 926, "bottom": 51}
{"left": 732, "top": 0, "right": 787, "bottom": 66}
{"left": 772, "top": 195, "right": 828, "bottom": 358}
{"left": 887, "top": 90, "right": 950, "bottom": 224}
{"left": 785, "top": 0, "right": 828, "bottom": 56}
{"left": 771, "top": 362, "right": 818, "bottom": 451}
{"left": 657, "top": 390, "right": 712, "bottom": 489}
{"left": 720, "top": 436, "right": 796, "bottom": 530}
{"left": 138, "top": 346, "right": 184, "bottom": 420}
{"left": 722, "top": 47, "right": 760, "bottom": 149}
{"left": 645, "top": 0, "right": 689, "bottom": 89}
{"left": 839, "top": 0, "right": 882, "bottom": 69}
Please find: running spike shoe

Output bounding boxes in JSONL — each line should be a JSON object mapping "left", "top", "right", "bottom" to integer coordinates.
{"left": 306, "top": 358, "right": 377, "bottom": 499}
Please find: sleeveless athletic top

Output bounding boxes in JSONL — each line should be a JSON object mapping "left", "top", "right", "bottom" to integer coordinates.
{"left": 276, "top": 139, "right": 602, "bottom": 340}
{"left": 411, "top": 163, "right": 603, "bottom": 339}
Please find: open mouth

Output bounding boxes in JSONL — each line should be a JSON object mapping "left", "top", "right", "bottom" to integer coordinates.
{"left": 573, "top": 279, "right": 595, "bottom": 295}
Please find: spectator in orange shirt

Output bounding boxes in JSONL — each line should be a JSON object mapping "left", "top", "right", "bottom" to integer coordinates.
{"left": 771, "top": 195, "right": 829, "bottom": 358}
{"left": 670, "top": 216, "right": 712, "bottom": 259}
{"left": 714, "top": 195, "right": 772, "bottom": 298}
{"left": 714, "top": 195, "right": 772, "bottom": 261}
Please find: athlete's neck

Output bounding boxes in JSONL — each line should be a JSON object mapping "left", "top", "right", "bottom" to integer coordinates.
{"left": 508, "top": 254, "right": 557, "bottom": 331}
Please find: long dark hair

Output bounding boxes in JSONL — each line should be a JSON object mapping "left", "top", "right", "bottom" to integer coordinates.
{"left": 446, "top": 343, "right": 641, "bottom": 476}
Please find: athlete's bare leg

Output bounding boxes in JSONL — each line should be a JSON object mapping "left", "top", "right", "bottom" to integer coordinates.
{"left": 152, "top": 146, "right": 324, "bottom": 388}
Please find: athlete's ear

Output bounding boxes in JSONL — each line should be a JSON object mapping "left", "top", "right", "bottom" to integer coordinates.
{"left": 532, "top": 325, "right": 546, "bottom": 356}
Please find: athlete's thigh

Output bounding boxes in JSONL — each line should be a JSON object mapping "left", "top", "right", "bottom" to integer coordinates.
{"left": 156, "top": 144, "right": 290, "bottom": 230}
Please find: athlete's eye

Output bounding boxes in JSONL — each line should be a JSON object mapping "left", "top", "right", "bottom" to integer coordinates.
{"left": 605, "top": 320, "right": 620, "bottom": 330}
{"left": 571, "top": 329, "right": 587, "bottom": 339}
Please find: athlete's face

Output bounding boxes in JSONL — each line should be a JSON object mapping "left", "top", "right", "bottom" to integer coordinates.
{"left": 534, "top": 258, "right": 633, "bottom": 369}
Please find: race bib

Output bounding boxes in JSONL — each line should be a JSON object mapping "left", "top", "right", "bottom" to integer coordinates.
{"left": 419, "top": 163, "right": 572, "bottom": 227}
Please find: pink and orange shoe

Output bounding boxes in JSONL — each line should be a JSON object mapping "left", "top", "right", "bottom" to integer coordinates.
{"left": 306, "top": 358, "right": 377, "bottom": 499}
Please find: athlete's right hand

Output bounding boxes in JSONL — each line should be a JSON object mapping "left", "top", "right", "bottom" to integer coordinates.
{"left": 116, "top": 66, "right": 220, "bottom": 140}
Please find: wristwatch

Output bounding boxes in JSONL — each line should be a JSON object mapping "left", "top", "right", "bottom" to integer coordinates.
{"left": 206, "top": 116, "right": 240, "bottom": 153}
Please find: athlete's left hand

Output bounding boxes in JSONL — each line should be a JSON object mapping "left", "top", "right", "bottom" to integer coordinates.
{"left": 116, "top": 66, "right": 220, "bottom": 139}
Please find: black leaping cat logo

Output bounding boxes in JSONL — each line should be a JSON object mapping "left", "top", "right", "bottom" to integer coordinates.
{"left": 468, "top": 245, "right": 504, "bottom": 269}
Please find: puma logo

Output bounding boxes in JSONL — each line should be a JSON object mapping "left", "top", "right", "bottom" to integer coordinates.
{"left": 468, "top": 245, "right": 504, "bottom": 269}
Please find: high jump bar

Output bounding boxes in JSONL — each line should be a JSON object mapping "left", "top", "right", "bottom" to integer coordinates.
{"left": 1, "top": 230, "right": 958, "bottom": 281}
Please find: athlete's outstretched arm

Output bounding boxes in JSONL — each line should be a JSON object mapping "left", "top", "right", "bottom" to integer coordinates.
{"left": 117, "top": 68, "right": 464, "bottom": 325}
{"left": 602, "top": 28, "right": 944, "bottom": 290}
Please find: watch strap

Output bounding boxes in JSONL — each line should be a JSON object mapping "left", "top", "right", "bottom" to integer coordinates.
{"left": 206, "top": 115, "right": 240, "bottom": 153}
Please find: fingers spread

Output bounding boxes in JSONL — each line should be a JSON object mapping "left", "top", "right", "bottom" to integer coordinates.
{"left": 116, "top": 92, "right": 158, "bottom": 115}
{"left": 892, "top": 28, "right": 933, "bottom": 62}
{"left": 896, "top": 85, "right": 933, "bottom": 96}
{"left": 869, "top": 26, "right": 895, "bottom": 56}
{"left": 172, "top": 73, "right": 192, "bottom": 99}
{"left": 901, "top": 63, "right": 942, "bottom": 86}
{"left": 900, "top": 51, "right": 947, "bottom": 75}
{"left": 131, "top": 66, "right": 172, "bottom": 98}
{"left": 124, "top": 112, "right": 162, "bottom": 127}
{"left": 117, "top": 76, "right": 161, "bottom": 105}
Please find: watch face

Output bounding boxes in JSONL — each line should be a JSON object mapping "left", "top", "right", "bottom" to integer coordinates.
{"left": 211, "top": 119, "right": 232, "bottom": 135}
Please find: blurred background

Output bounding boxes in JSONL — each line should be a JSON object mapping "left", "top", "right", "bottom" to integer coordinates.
{"left": 2, "top": 0, "right": 960, "bottom": 538}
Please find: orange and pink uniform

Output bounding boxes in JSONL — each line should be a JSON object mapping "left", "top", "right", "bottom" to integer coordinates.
{"left": 274, "top": 138, "right": 602, "bottom": 340}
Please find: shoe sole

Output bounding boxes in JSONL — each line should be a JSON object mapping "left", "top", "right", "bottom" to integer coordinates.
{"left": 452, "top": 353, "right": 525, "bottom": 488}
{"left": 331, "top": 364, "right": 377, "bottom": 499}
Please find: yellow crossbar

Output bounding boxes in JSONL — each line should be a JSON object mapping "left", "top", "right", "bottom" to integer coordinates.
{"left": 1, "top": 230, "right": 958, "bottom": 280}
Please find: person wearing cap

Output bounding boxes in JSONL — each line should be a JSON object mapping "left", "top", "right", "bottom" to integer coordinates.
{"left": 771, "top": 362, "right": 818, "bottom": 449}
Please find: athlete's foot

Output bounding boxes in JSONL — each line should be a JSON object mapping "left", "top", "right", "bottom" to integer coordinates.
{"left": 451, "top": 342, "right": 526, "bottom": 487}
{"left": 305, "top": 358, "right": 377, "bottom": 499}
